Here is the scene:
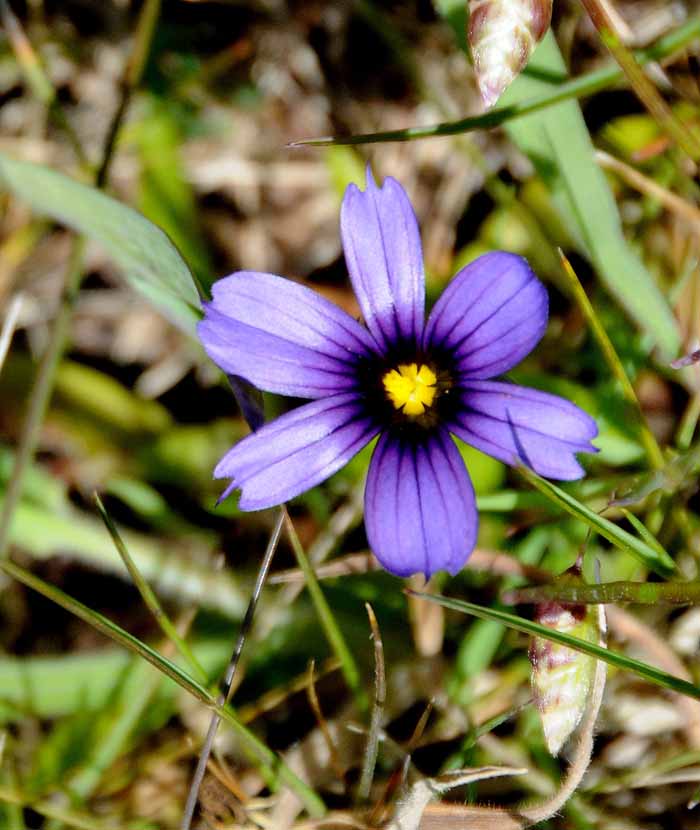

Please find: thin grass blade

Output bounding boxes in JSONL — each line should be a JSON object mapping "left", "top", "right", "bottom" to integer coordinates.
{"left": 410, "top": 591, "right": 700, "bottom": 700}
{"left": 520, "top": 468, "right": 676, "bottom": 576}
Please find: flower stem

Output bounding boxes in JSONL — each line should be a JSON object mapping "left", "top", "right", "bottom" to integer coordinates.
{"left": 289, "top": 15, "right": 700, "bottom": 146}
{"left": 179, "top": 508, "right": 285, "bottom": 830}
{"left": 284, "top": 509, "right": 368, "bottom": 714}
{"left": 506, "top": 579, "right": 700, "bottom": 606}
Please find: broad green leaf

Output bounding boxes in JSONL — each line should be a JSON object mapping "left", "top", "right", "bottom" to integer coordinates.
{"left": 2, "top": 498, "right": 246, "bottom": 618}
{"left": 0, "top": 153, "right": 201, "bottom": 335}
{"left": 412, "top": 591, "right": 700, "bottom": 701}
{"left": 500, "top": 32, "right": 679, "bottom": 358}
{"left": 135, "top": 95, "right": 214, "bottom": 291}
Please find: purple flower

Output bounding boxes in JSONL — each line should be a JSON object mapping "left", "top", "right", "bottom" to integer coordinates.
{"left": 198, "top": 171, "right": 598, "bottom": 579}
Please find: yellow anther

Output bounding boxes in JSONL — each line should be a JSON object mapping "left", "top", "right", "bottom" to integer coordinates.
{"left": 382, "top": 363, "right": 437, "bottom": 416}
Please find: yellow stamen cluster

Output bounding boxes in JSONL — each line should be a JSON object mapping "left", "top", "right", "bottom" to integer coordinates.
{"left": 382, "top": 363, "right": 437, "bottom": 417}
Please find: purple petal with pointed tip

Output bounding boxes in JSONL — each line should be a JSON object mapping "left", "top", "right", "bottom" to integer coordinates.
{"left": 364, "top": 429, "right": 477, "bottom": 578}
{"left": 448, "top": 380, "right": 598, "bottom": 480}
{"left": 424, "top": 252, "right": 547, "bottom": 379}
{"left": 340, "top": 172, "right": 425, "bottom": 352}
{"left": 215, "top": 392, "right": 379, "bottom": 510}
{"left": 198, "top": 271, "right": 377, "bottom": 399}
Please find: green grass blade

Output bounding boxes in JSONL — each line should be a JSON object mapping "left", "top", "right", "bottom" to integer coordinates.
{"left": 499, "top": 31, "right": 679, "bottom": 358}
{"left": 558, "top": 251, "right": 665, "bottom": 470}
{"left": 94, "top": 493, "right": 208, "bottom": 684}
{"left": 284, "top": 511, "right": 368, "bottom": 714}
{"left": 0, "top": 559, "right": 326, "bottom": 818}
{"left": 0, "top": 642, "right": 235, "bottom": 724}
{"left": 0, "top": 560, "right": 210, "bottom": 701}
{"left": 410, "top": 591, "right": 700, "bottom": 700}
{"left": 520, "top": 468, "right": 676, "bottom": 576}
{"left": 620, "top": 508, "right": 669, "bottom": 558}
{"left": 4, "top": 498, "right": 246, "bottom": 618}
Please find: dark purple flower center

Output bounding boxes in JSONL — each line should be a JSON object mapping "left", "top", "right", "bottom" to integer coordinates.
{"left": 352, "top": 345, "right": 457, "bottom": 438}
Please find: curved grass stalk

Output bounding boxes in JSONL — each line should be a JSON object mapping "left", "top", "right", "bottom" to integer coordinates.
{"left": 289, "top": 16, "right": 700, "bottom": 147}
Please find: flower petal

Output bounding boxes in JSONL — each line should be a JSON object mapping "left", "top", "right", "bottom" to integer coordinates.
{"left": 449, "top": 380, "right": 598, "bottom": 480}
{"left": 198, "top": 271, "right": 377, "bottom": 398}
{"left": 340, "top": 171, "right": 425, "bottom": 352}
{"left": 364, "top": 429, "right": 477, "bottom": 579}
{"left": 215, "top": 393, "right": 379, "bottom": 510}
{"left": 424, "top": 252, "right": 548, "bottom": 379}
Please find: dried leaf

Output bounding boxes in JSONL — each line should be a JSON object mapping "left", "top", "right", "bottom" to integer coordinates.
{"left": 386, "top": 766, "right": 525, "bottom": 830}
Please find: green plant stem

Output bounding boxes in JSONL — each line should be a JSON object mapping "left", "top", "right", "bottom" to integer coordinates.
{"left": 558, "top": 251, "right": 665, "bottom": 470}
{"left": 677, "top": 392, "right": 700, "bottom": 451}
{"left": 505, "top": 579, "right": 700, "bottom": 606}
{"left": 126, "top": 0, "right": 161, "bottom": 87}
{"left": 579, "top": 0, "right": 700, "bottom": 161}
{"left": 289, "top": 15, "right": 700, "bottom": 146}
{"left": 96, "top": 0, "right": 161, "bottom": 188}
{"left": 283, "top": 509, "right": 368, "bottom": 714}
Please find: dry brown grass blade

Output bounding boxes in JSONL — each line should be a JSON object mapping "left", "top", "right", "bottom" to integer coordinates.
{"left": 580, "top": 0, "right": 700, "bottom": 161}
{"left": 358, "top": 604, "right": 386, "bottom": 801}
{"left": 271, "top": 548, "right": 553, "bottom": 586}
{"left": 607, "top": 605, "right": 700, "bottom": 748}
{"left": 306, "top": 660, "right": 346, "bottom": 787}
{"left": 596, "top": 150, "right": 700, "bottom": 231}
{"left": 388, "top": 767, "right": 528, "bottom": 830}
{"left": 407, "top": 576, "right": 444, "bottom": 658}
{"left": 368, "top": 700, "right": 435, "bottom": 828}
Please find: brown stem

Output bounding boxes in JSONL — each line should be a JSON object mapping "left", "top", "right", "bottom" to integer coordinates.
{"left": 578, "top": 0, "right": 700, "bottom": 161}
